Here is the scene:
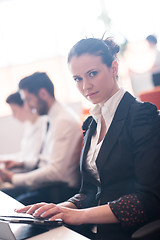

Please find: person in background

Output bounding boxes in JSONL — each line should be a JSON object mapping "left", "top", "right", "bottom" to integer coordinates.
{"left": 15, "top": 38, "right": 160, "bottom": 240}
{"left": 0, "top": 72, "right": 82, "bottom": 205}
{"left": 0, "top": 91, "right": 46, "bottom": 172}
{"left": 146, "top": 34, "right": 160, "bottom": 74}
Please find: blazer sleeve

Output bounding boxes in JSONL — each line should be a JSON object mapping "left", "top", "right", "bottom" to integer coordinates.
{"left": 109, "top": 102, "right": 160, "bottom": 227}
{"left": 68, "top": 171, "right": 99, "bottom": 209}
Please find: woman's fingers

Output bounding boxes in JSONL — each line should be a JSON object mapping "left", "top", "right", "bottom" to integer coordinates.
{"left": 15, "top": 202, "right": 60, "bottom": 219}
{"left": 49, "top": 212, "right": 64, "bottom": 221}
{"left": 15, "top": 205, "right": 32, "bottom": 213}
{"left": 15, "top": 202, "right": 47, "bottom": 215}
{"left": 16, "top": 203, "right": 84, "bottom": 226}
{"left": 26, "top": 203, "right": 47, "bottom": 215}
{"left": 33, "top": 203, "right": 59, "bottom": 218}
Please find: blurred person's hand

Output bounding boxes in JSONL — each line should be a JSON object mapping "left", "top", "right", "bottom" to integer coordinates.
{"left": 0, "top": 168, "right": 13, "bottom": 183}
{"left": 0, "top": 160, "right": 23, "bottom": 169}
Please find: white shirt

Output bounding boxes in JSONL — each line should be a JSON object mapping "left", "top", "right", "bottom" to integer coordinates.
{"left": 86, "top": 88, "right": 126, "bottom": 181}
{"left": 13, "top": 101, "right": 82, "bottom": 189}
{"left": 19, "top": 117, "right": 47, "bottom": 169}
{"left": 0, "top": 116, "right": 46, "bottom": 170}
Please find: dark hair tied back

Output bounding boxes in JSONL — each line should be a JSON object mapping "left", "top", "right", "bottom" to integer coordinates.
{"left": 68, "top": 37, "right": 120, "bottom": 67}
{"left": 104, "top": 37, "right": 120, "bottom": 58}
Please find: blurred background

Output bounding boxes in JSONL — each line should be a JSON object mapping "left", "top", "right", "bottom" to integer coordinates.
{"left": 0, "top": 0, "right": 160, "bottom": 154}
{"left": 0, "top": 0, "right": 160, "bottom": 116}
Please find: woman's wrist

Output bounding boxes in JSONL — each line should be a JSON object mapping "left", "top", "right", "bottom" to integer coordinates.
{"left": 80, "top": 205, "right": 119, "bottom": 225}
{"left": 57, "top": 201, "right": 77, "bottom": 209}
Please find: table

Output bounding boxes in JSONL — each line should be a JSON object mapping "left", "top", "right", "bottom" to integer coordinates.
{"left": 27, "top": 226, "right": 89, "bottom": 240}
{"left": 0, "top": 191, "right": 89, "bottom": 240}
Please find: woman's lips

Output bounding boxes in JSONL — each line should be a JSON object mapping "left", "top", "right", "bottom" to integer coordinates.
{"left": 86, "top": 91, "right": 99, "bottom": 98}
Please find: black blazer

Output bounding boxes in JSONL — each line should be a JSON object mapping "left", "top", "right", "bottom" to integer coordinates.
{"left": 69, "top": 92, "right": 160, "bottom": 238}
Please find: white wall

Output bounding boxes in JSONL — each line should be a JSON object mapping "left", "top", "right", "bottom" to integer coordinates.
{"left": 0, "top": 115, "right": 24, "bottom": 154}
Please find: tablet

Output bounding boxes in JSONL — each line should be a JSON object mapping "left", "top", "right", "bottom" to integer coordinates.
{"left": 0, "top": 215, "right": 63, "bottom": 228}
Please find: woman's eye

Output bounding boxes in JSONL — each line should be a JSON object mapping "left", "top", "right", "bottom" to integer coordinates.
{"left": 73, "top": 77, "right": 82, "bottom": 82}
{"left": 89, "top": 71, "right": 98, "bottom": 77}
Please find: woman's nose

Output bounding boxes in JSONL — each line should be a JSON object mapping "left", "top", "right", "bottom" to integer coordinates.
{"left": 82, "top": 78, "right": 92, "bottom": 90}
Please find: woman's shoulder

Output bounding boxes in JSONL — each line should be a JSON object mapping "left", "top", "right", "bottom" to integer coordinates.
{"left": 130, "top": 99, "right": 159, "bottom": 118}
{"left": 129, "top": 99, "right": 160, "bottom": 132}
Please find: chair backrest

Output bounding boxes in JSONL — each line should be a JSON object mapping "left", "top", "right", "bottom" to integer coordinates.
{"left": 139, "top": 86, "right": 160, "bottom": 110}
{"left": 152, "top": 72, "right": 160, "bottom": 87}
{"left": 132, "top": 219, "right": 160, "bottom": 239}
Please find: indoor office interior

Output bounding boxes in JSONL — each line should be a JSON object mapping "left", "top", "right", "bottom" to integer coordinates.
{"left": 0, "top": 0, "right": 160, "bottom": 155}
{"left": 0, "top": 0, "right": 160, "bottom": 239}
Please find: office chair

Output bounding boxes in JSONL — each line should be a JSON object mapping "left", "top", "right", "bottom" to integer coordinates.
{"left": 139, "top": 86, "right": 160, "bottom": 110}
{"left": 132, "top": 219, "right": 160, "bottom": 239}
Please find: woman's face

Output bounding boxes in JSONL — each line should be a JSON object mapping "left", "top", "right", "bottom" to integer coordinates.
{"left": 69, "top": 54, "right": 119, "bottom": 105}
{"left": 9, "top": 104, "right": 27, "bottom": 122}
{"left": 9, "top": 103, "right": 35, "bottom": 122}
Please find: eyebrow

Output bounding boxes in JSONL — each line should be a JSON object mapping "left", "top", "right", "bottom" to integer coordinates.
{"left": 73, "top": 75, "right": 80, "bottom": 78}
{"left": 86, "top": 69, "right": 96, "bottom": 74}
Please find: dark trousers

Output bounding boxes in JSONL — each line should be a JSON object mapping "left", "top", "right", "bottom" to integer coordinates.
{"left": 2, "top": 183, "right": 78, "bottom": 205}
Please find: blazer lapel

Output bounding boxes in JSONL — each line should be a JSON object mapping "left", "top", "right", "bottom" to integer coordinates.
{"left": 96, "top": 92, "right": 135, "bottom": 171}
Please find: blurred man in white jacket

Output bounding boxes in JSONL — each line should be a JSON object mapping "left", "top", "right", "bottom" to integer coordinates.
{"left": 0, "top": 72, "right": 82, "bottom": 204}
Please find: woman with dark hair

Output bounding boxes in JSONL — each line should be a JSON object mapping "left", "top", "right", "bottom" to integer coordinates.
{"left": 15, "top": 38, "right": 160, "bottom": 240}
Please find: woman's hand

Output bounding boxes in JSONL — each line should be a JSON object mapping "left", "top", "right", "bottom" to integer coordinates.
{"left": 15, "top": 202, "right": 85, "bottom": 225}
{"left": 15, "top": 202, "right": 119, "bottom": 225}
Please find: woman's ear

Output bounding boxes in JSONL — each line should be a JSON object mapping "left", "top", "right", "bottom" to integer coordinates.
{"left": 111, "top": 60, "right": 118, "bottom": 78}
